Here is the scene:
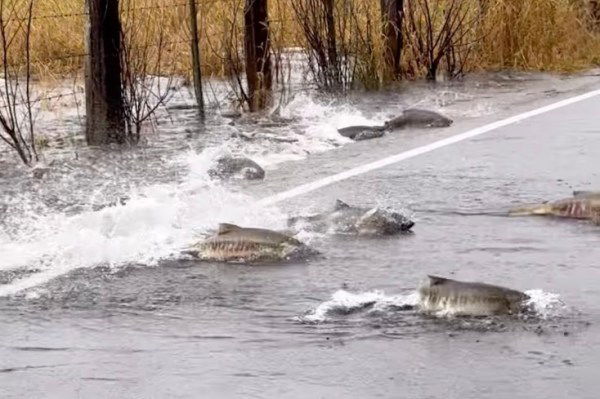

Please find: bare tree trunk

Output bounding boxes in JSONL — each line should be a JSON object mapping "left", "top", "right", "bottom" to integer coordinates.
{"left": 189, "top": 0, "right": 205, "bottom": 117}
{"left": 244, "top": 0, "right": 272, "bottom": 111}
{"left": 324, "top": 0, "right": 339, "bottom": 84}
{"left": 381, "top": 0, "right": 404, "bottom": 78}
{"left": 85, "top": 0, "right": 126, "bottom": 145}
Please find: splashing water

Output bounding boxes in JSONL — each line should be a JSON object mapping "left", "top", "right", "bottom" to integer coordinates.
{"left": 302, "top": 288, "right": 565, "bottom": 323}
{"left": 0, "top": 149, "right": 289, "bottom": 297}
{"left": 524, "top": 289, "right": 565, "bottom": 319}
{"left": 0, "top": 93, "right": 404, "bottom": 298}
{"left": 0, "top": 86, "right": 505, "bottom": 298}
{"left": 301, "top": 289, "right": 419, "bottom": 323}
{"left": 224, "top": 94, "right": 380, "bottom": 168}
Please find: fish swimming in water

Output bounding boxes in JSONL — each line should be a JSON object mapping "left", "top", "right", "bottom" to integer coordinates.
{"left": 418, "top": 275, "right": 530, "bottom": 316}
{"left": 384, "top": 109, "right": 453, "bottom": 130}
{"left": 187, "top": 223, "right": 313, "bottom": 263}
{"left": 508, "top": 192, "right": 600, "bottom": 224}
{"left": 336, "top": 109, "right": 452, "bottom": 141}
{"left": 337, "top": 125, "right": 386, "bottom": 141}
{"left": 288, "top": 200, "right": 414, "bottom": 235}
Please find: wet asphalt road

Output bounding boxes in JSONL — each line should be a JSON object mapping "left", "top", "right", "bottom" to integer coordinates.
{"left": 1, "top": 86, "right": 600, "bottom": 398}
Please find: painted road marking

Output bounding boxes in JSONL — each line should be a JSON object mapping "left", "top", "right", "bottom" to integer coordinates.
{"left": 259, "top": 88, "right": 600, "bottom": 206}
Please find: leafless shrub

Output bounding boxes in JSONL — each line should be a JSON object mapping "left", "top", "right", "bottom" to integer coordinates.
{"left": 267, "top": 1, "right": 294, "bottom": 110}
{"left": 209, "top": 0, "right": 251, "bottom": 110}
{"left": 0, "top": 0, "right": 38, "bottom": 165}
{"left": 119, "top": 1, "right": 176, "bottom": 143}
{"left": 584, "top": 0, "right": 600, "bottom": 31}
{"left": 347, "top": 1, "right": 384, "bottom": 89}
{"left": 202, "top": 0, "right": 288, "bottom": 113}
{"left": 291, "top": 0, "right": 354, "bottom": 91}
{"left": 404, "top": 0, "right": 479, "bottom": 80}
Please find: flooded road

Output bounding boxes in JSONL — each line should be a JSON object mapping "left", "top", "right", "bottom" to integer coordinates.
{"left": 1, "top": 72, "right": 600, "bottom": 398}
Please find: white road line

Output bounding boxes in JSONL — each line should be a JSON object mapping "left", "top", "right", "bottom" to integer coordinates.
{"left": 258, "top": 88, "right": 600, "bottom": 206}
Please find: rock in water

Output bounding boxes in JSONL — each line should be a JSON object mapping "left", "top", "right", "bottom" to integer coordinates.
{"left": 31, "top": 166, "right": 51, "bottom": 179}
{"left": 221, "top": 110, "right": 243, "bottom": 119}
{"left": 208, "top": 156, "right": 265, "bottom": 180}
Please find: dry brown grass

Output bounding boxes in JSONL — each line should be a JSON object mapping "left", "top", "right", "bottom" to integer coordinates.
{"left": 1, "top": 0, "right": 298, "bottom": 79}
{"left": 2, "top": 0, "right": 600, "bottom": 84}
{"left": 477, "top": 0, "right": 600, "bottom": 71}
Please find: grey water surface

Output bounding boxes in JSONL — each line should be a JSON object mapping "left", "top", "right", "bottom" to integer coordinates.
{"left": 1, "top": 72, "right": 600, "bottom": 398}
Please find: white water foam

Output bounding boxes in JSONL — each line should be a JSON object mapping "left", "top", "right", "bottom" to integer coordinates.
{"left": 0, "top": 149, "right": 288, "bottom": 297}
{"left": 4, "top": 88, "right": 599, "bottom": 297}
{"left": 221, "top": 93, "right": 389, "bottom": 169}
{"left": 524, "top": 289, "right": 565, "bottom": 319}
{"left": 0, "top": 93, "right": 397, "bottom": 297}
{"left": 301, "top": 290, "right": 419, "bottom": 323}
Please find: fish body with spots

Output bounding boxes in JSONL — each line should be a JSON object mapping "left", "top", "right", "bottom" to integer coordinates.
{"left": 418, "top": 276, "right": 530, "bottom": 316}
{"left": 509, "top": 190, "right": 600, "bottom": 223}
{"left": 188, "top": 224, "right": 313, "bottom": 263}
{"left": 384, "top": 109, "right": 453, "bottom": 130}
{"left": 288, "top": 200, "right": 414, "bottom": 236}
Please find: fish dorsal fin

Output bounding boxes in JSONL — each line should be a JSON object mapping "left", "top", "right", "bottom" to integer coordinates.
{"left": 364, "top": 207, "right": 379, "bottom": 216}
{"left": 427, "top": 275, "right": 448, "bottom": 286}
{"left": 404, "top": 108, "right": 426, "bottom": 114}
{"left": 334, "top": 199, "right": 350, "bottom": 210}
{"left": 360, "top": 207, "right": 383, "bottom": 220}
{"left": 218, "top": 223, "right": 241, "bottom": 234}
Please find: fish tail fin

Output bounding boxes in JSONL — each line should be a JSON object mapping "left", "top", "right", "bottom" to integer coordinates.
{"left": 508, "top": 203, "right": 553, "bottom": 216}
{"left": 592, "top": 211, "right": 600, "bottom": 225}
{"left": 181, "top": 249, "right": 199, "bottom": 258}
{"left": 181, "top": 242, "right": 201, "bottom": 258}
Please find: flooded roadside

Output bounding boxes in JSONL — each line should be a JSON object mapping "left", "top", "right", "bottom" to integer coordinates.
{"left": 1, "top": 71, "right": 600, "bottom": 398}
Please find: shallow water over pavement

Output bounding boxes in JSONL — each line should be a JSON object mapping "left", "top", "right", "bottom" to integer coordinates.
{"left": 1, "top": 72, "right": 600, "bottom": 398}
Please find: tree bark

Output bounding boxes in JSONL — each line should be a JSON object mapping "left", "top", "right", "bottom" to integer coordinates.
{"left": 189, "top": 0, "right": 205, "bottom": 117}
{"left": 85, "top": 0, "right": 126, "bottom": 145}
{"left": 380, "top": 0, "right": 404, "bottom": 78}
{"left": 324, "top": 0, "right": 339, "bottom": 85}
{"left": 244, "top": 0, "right": 272, "bottom": 111}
